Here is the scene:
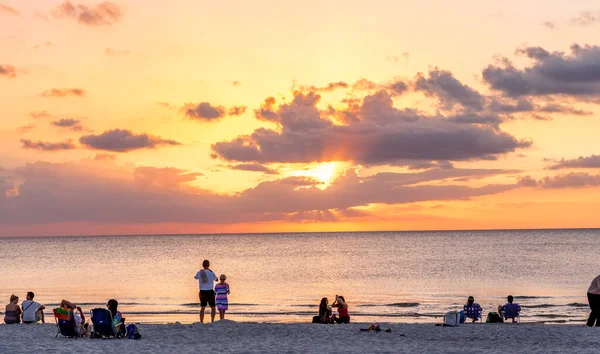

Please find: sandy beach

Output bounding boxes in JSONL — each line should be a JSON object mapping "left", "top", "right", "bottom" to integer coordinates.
{"left": 0, "top": 321, "right": 598, "bottom": 353}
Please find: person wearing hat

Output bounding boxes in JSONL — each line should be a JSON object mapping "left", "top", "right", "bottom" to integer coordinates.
{"left": 463, "top": 296, "right": 482, "bottom": 323}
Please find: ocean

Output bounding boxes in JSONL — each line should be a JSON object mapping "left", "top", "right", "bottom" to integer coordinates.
{"left": 1, "top": 229, "right": 598, "bottom": 324}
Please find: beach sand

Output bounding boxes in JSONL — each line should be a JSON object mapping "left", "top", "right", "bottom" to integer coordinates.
{"left": 0, "top": 321, "right": 598, "bottom": 353}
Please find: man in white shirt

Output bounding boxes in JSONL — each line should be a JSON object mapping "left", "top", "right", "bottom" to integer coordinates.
{"left": 21, "top": 291, "right": 45, "bottom": 324}
{"left": 194, "top": 259, "right": 218, "bottom": 323}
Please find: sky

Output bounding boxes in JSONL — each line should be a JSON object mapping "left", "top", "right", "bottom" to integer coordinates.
{"left": 1, "top": 0, "right": 600, "bottom": 236}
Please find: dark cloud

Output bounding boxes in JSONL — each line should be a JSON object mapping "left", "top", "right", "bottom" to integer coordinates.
{"left": 0, "top": 160, "right": 518, "bottom": 226}
{"left": 0, "top": 4, "right": 19, "bottom": 16}
{"left": 296, "top": 81, "right": 350, "bottom": 93}
{"left": 547, "top": 155, "right": 600, "bottom": 169}
{"left": 105, "top": 48, "right": 130, "bottom": 56}
{"left": 229, "top": 163, "right": 279, "bottom": 175}
{"left": 483, "top": 44, "right": 600, "bottom": 97}
{"left": 0, "top": 65, "right": 16, "bottom": 79}
{"left": 40, "top": 88, "right": 85, "bottom": 97}
{"left": 571, "top": 11, "right": 599, "bottom": 26}
{"left": 527, "top": 172, "right": 600, "bottom": 188}
{"left": 184, "top": 102, "right": 245, "bottom": 121}
{"left": 51, "top": 118, "right": 82, "bottom": 131}
{"left": 20, "top": 139, "right": 76, "bottom": 151}
{"left": 53, "top": 1, "right": 122, "bottom": 26}
{"left": 414, "top": 69, "right": 484, "bottom": 110}
{"left": 30, "top": 111, "right": 52, "bottom": 119}
{"left": 214, "top": 90, "right": 530, "bottom": 165}
{"left": 79, "top": 129, "right": 181, "bottom": 152}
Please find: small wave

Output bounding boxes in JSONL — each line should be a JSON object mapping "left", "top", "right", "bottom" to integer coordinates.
{"left": 181, "top": 303, "right": 260, "bottom": 307}
{"left": 521, "top": 304, "right": 557, "bottom": 309}
{"left": 514, "top": 296, "right": 552, "bottom": 299}
{"left": 566, "top": 302, "right": 588, "bottom": 307}
{"left": 359, "top": 303, "right": 419, "bottom": 308}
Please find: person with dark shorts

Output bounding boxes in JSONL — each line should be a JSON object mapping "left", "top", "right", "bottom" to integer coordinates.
{"left": 195, "top": 259, "right": 218, "bottom": 323}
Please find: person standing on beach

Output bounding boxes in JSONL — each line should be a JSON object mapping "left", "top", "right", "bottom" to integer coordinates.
{"left": 214, "top": 274, "right": 230, "bottom": 320}
{"left": 195, "top": 259, "right": 218, "bottom": 323}
{"left": 21, "top": 291, "right": 45, "bottom": 324}
{"left": 587, "top": 274, "right": 600, "bottom": 327}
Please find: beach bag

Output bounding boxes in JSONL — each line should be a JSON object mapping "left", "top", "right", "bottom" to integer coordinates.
{"left": 444, "top": 311, "right": 460, "bottom": 327}
{"left": 126, "top": 324, "right": 142, "bottom": 340}
{"left": 486, "top": 312, "right": 503, "bottom": 323}
{"left": 312, "top": 316, "right": 322, "bottom": 323}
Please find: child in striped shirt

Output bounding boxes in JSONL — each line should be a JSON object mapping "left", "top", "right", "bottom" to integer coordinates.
{"left": 214, "top": 274, "right": 230, "bottom": 320}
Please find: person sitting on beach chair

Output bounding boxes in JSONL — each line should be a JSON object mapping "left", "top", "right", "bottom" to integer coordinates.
{"left": 498, "top": 295, "right": 521, "bottom": 323}
{"left": 59, "top": 300, "right": 90, "bottom": 336}
{"left": 463, "top": 296, "right": 482, "bottom": 323}
{"left": 90, "top": 299, "right": 125, "bottom": 338}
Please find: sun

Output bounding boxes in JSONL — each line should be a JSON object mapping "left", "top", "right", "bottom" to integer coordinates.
{"left": 289, "top": 162, "right": 338, "bottom": 189}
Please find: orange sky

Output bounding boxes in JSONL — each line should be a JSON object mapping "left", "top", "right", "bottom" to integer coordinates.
{"left": 1, "top": 0, "right": 600, "bottom": 236}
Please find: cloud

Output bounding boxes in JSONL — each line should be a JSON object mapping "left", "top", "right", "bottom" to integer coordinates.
{"left": 213, "top": 90, "right": 530, "bottom": 165}
{"left": 0, "top": 4, "right": 19, "bottom": 16}
{"left": 33, "top": 42, "right": 55, "bottom": 50}
{"left": 229, "top": 163, "right": 279, "bottom": 175}
{"left": 414, "top": 68, "right": 485, "bottom": 110}
{"left": 184, "top": 102, "right": 247, "bottom": 121}
{"left": 522, "top": 172, "right": 600, "bottom": 188}
{"left": 227, "top": 106, "right": 247, "bottom": 116}
{"left": 40, "top": 88, "right": 85, "bottom": 97}
{"left": 547, "top": 154, "right": 600, "bottom": 169}
{"left": 231, "top": 81, "right": 242, "bottom": 87}
{"left": 571, "top": 11, "right": 599, "bottom": 26}
{"left": 0, "top": 65, "right": 16, "bottom": 79}
{"left": 0, "top": 159, "right": 518, "bottom": 226}
{"left": 105, "top": 48, "right": 130, "bottom": 56}
{"left": 51, "top": 118, "right": 82, "bottom": 131}
{"left": 387, "top": 53, "right": 410, "bottom": 62}
{"left": 16, "top": 125, "right": 36, "bottom": 134}
{"left": 483, "top": 44, "right": 600, "bottom": 97}
{"left": 79, "top": 129, "right": 181, "bottom": 152}
{"left": 30, "top": 111, "right": 52, "bottom": 119}
{"left": 542, "top": 21, "right": 556, "bottom": 29}
{"left": 53, "top": 1, "right": 122, "bottom": 26}
{"left": 20, "top": 139, "right": 76, "bottom": 151}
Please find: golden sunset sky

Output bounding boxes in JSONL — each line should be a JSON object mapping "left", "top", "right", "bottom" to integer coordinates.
{"left": 1, "top": 0, "right": 600, "bottom": 236}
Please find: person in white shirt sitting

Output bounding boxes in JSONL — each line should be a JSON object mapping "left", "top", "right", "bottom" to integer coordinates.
{"left": 21, "top": 291, "right": 45, "bottom": 324}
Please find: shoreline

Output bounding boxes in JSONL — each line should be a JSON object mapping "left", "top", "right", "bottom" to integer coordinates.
{"left": 1, "top": 321, "right": 598, "bottom": 353}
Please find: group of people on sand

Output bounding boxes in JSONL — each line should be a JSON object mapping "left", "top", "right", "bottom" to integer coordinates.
{"left": 462, "top": 295, "right": 521, "bottom": 323}
{"left": 194, "top": 259, "right": 230, "bottom": 323}
{"left": 313, "top": 295, "right": 350, "bottom": 324}
{"left": 4, "top": 292, "right": 46, "bottom": 325}
{"left": 4, "top": 292, "right": 125, "bottom": 337}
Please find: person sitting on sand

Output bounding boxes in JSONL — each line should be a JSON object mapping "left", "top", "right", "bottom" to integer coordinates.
{"left": 107, "top": 299, "right": 125, "bottom": 336}
{"left": 21, "top": 291, "right": 45, "bottom": 324}
{"left": 332, "top": 295, "right": 350, "bottom": 324}
{"left": 464, "top": 296, "right": 482, "bottom": 323}
{"left": 194, "top": 259, "right": 218, "bottom": 323}
{"left": 587, "top": 274, "right": 600, "bottom": 327}
{"left": 214, "top": 274, "right": 230, "bottom": 320}
{"left": 498, "top": 295, "right": 521, "bottom": 323}
{"left": 4, "top": 294, "right": 22, "bottom": 324}
{"left": 315, "top": 297, "right": 333, "bottom": 324}
{"left": 60, "top": 300, "right": 90, "bottom": 336}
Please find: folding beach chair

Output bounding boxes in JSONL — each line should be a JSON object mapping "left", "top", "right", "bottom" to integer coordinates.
{"left": 90, "top": 308, "right": 125, "bottom": 338}
{"left": 53, "top": 307, "right": 80, "bottom": 339}
{"left": 463, "top": 304, "right": 483, "bottom": 323}
{"left": 501, "top": 303, "right": 521, "bottom": 323}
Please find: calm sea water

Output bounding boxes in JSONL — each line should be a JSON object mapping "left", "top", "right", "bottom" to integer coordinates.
{"left": 1, "top": 230, "right": 598, "bottom": 324}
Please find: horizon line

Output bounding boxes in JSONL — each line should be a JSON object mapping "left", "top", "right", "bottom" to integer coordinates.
{"left": 1, "top": 226, "right": 599, "bottom": 238}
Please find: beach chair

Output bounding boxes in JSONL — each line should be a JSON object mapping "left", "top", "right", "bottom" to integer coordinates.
{"left": 90, "top": 308, "right": 125, "bottom": 338}
{"left": 463, "top": 304, "right": 483, "bottom": 323}
{"left": 53, "top": 308, "right": 80, "bottom": 339}
{"left": 501, "top": 303, "right": 521, "bottom": 323}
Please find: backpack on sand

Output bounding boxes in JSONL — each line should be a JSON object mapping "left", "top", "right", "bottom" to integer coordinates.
{"left": 486, "top": 312, "right": 504, "bottom": 323}
{"left": 444, "top": 311, "right": 460, "bottom": 327}
{"left": 126, "top": 324, "right": 142, "bottom": 340}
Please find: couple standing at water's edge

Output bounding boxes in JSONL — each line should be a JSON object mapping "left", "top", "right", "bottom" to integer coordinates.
{"left": 194, "top": 260, "right": 230, "bottom": 323}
